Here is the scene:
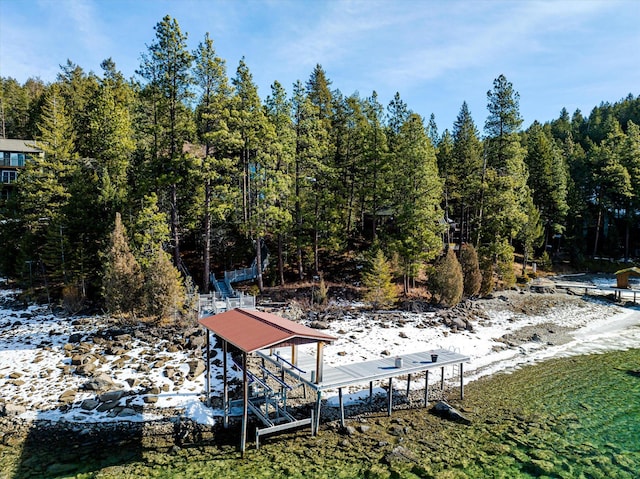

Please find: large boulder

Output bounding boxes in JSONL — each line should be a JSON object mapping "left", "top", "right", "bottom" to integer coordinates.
{"left": 82, "top": 373, "right": 118, "bottom": 392}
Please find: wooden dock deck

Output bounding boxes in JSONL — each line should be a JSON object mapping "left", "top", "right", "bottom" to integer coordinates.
{"left": 257, "top": 347, "right": 470, "bottom": 430}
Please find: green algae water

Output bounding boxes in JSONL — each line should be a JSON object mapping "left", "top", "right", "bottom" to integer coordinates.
{"left": 2, "top": 348, "right": 639, "bottom": 478}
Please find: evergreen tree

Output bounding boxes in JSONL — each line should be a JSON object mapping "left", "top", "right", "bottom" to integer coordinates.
{"left": 193, "top": 32, "right": 239, "bottom": 291}
{"left": 137, "top": 15, "right": 194, "bottom": 267}
{"left": 429, "top": 248, "right": 463, "bottom": 308}
{"left": 459, "top": 243, "right": 482, "bottom": 298}
{"left": 232, "top": 58, "right": 281, "bottom": 291}
{"left": 450, "top": 102, "right": 483, "bottom": 247}
{"left": 362, "top": 248, "right": 397, "bottom": 309}
{"left": 362, "top": 91, "right": 390, "bottom": 239}
{"left": 102, "top": 213, "right": 142, "bottom": 315}
{"left": 305, "top": 64, "right": 335, "bottom": 274}
{"left": 265, "top": 80, "right": 295, "bottom": 286}
{"left": 88, "top": 61, "right": 135, "bottom": 210}
{"left": 479, "top": 75, "right": 532, "bottom": 283}
{"left": 389, "top": 113, "right": 444, "bottom": 293}
{"left": 131, "top": 193, "right": 170, "bottom": 269}
{"left": 15, "top": 84, "right": 78, "bottom": 287}
{"left": 620, "top": 121, "right": 640, "bottom": 259}
{"left": 56, "top": 60, "right": 98, "bottom": 157}
{"left": 291, "top": 80, "right": 323, "bottom": 280}
{"left": 142, "top": 246, "right": 185, "bottom": 322}
{"left": 524, "top": 121, "right": 568, "bottom": 248}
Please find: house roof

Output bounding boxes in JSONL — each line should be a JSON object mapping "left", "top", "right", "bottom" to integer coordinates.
{"left": 615, "top": 267, "right": 640, "bottom": 277}
{"left": 199, "top": 308, "right": 337, "bottom": 353}
{"left": 0, "top": 139, "right": 41, "bottom": 153}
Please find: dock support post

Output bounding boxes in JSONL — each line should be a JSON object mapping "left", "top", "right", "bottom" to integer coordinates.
{"left": 241, "top": 352, "right": 248, "bottom": 455}
{"left": 440, "top": 366, "right": 445, "bottom": 391}
{"left": 338, "top": 388, "right": 345, "bottom": 428}
{"left": 424, "top": 370, "right": 429, "bottom": 407}
{"left": 460, "top": 362, "right": 464, "bottom": 400}
{"left": 223, "top": 340, "right": 229, "bottom": 428}
{"left": 387, "top": 378, "right": 393, "bottom": 416}
{"left": 205, "top": 331, "right": 211, "bottom": 406}
{"left": 369, "top": 381, "right": 373, "bottom": 405}
{"left": 315, "top": 342, "right": 325, "bottom": 384}
{"left": 314, "top": 390, "right": 322, "bottom": 434}
{"left": 406, "top": 373, "right": 411, "bottom": 398}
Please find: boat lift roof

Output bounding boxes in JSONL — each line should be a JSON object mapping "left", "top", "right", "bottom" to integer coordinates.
{"left": 198, "top": 308, "right": 336, "bottom": 354}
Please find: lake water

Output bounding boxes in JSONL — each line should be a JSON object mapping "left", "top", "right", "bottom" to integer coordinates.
{"left": 3, "top": 346, "right": 639, "bottom": 478}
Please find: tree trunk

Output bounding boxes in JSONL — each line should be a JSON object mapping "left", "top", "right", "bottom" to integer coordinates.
{"left": 171, "top": 183, "right": 180, "bottom": 267}
{"left": 202, "top": 179, "right": 211, "bottom": 292}
{"left": 277, "top": 233, "right": 285, "bottom": 286}
{"left": 593, "top": 207, "right": 602, "bottom": 257}
{"left": 255, "top": 237, "right": 263, "bottom": 292}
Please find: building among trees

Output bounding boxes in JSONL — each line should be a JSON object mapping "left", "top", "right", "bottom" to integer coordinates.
{"left": 0, "top": 138, "right": 42, "bottom": 201}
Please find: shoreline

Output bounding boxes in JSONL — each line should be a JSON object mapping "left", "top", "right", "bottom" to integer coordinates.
{"left": 2, "top": 278, "right": 640, "bottom": 430}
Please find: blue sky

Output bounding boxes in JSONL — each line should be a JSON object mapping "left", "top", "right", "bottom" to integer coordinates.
{"left": 1, "top": 0, "right": 639, "bottom": 132}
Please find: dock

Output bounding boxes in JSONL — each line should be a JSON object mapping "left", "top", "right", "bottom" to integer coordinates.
{"left": 258, "top": 347, "right": 470, "bottom": 432}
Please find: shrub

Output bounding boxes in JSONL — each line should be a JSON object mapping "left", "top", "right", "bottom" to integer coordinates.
{"left": 459, "top": 243, "right": 482, "bottom": 298}
{"left": 362, "top": 249, "right": 397, "bottom": 309}
{"left": 102, "top": 213, "right": 143, "bottom": 316}
{"left": 142, "top": 248, "right": 186, "bottom": 322}
{"left": 312, "top": 275, "right": 329, "bottom": 306}
{"left": 429, "top": 248, "right": 463, "bottom": 308}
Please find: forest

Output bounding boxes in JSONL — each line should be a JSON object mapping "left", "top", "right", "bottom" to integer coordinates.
{"left": 1, "top": 15, "right": 639, "bottom": 319}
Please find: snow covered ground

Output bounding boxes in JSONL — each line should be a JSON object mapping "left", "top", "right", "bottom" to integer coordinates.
{"left": 1, "top": 274, "right": 640, "bottom": 425}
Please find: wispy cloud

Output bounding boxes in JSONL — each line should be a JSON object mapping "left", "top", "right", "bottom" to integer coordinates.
{"left": 377, "top": 0, "right": 617, "bottom": 89}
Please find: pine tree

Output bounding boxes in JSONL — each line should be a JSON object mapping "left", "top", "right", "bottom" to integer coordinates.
{"left": 389, "top": 113, "right": 444, "bottom": 293}
{"left": 265, "top": 81, "right": 295, "bottom": 286}
{"left": 429, "top": 248, "right": 463, "bottom": 308}
{"left": 102, "top": 213, "right": 142, "bottom": 315}
{"left": 193, "top": 32, "right": 240, "bottom": 291}
{"left": 137, "top": 15, "right": 194, "bottom": 267}
{"left": 291, "top": 80, "right": 323, "bottom": 280}
{"left": 305, "top": 65, "right": 335, "bottom": 274}
{"left": 479, "top": 75, "right": 532, "bottom": 284}
{"left": 362, "top": 91, "right": 390, "bottom": 239}
{"left": 131, "top": 193, "right": 170, "bottom": 269}
{"left": 459, "top": 243, "right": 482, "bottom": 298}
{"left": 524, "top": 121, "right": 568, "bottom": 248}
{"left": 142, "top": 247, "right": 185, "bottom": 322}
{"left": 362, "top": 249, "right": 397, "bottom": 309}
{"left": 232, "top": 58, "right": 284, "bottom": 291}
{"left": 451, "top": 102, "right": 483, "bottom": 247}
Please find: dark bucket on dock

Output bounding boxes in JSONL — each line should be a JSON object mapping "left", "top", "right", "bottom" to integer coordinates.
{"left": 431, "top": 354, "right": 438, "bottom": 362}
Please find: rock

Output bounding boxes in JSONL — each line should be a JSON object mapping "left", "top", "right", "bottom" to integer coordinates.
{"left": 69, "top": 333, "right": 83, "bottom": 343}
{"left": 98, "top": 390, "right": 125, "bottom": 402}
{"left": 310, "top": 321, "right": 330, "bottom": 330}
{"left": 143, "top": 395, "right": 158, "bottom": 404}
{"left": 432, "top": 400, "right": 471, "bottom": 425}
{"left": 96, "top": 400, "right": 120, "bottom": 412}
{"left": 187, "top": 360, "right": 206, "bottom": 380}
{"left": 58, "top": 389, "right": 77, "bottom": 404}
{"left": 384, "top": 446, "right": 417, "bottom": 464}
{"left": 76, "top": 363, "right": 96, "bottom": 376}
{"left": 82, "top": 373, "right": 117, "bottom": 392}
{"left": 8, "top": 371, "right": 22, "bottom": 379}
{"left": 357, "top": 424, "right": 371, "bottom": 433}
{"left": 118, "top": 407, "right": 137, "bottom": 417}
{"left": 0, "top": 403, "right": 26, "bottom": 416}
{"left": 342, "top": 425, "right": 357, "bottom": 436}
{"left": 80, "top": 399, "right": 100, "bottom": 410}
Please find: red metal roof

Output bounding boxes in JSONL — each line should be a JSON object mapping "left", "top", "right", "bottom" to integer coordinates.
{"left": 198, "top": 308, "right": 337, "bottom": 353}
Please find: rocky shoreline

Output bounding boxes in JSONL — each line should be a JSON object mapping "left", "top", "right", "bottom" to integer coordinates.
{"left": 0, "top": 279, "right": 628, "bottom": 461}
